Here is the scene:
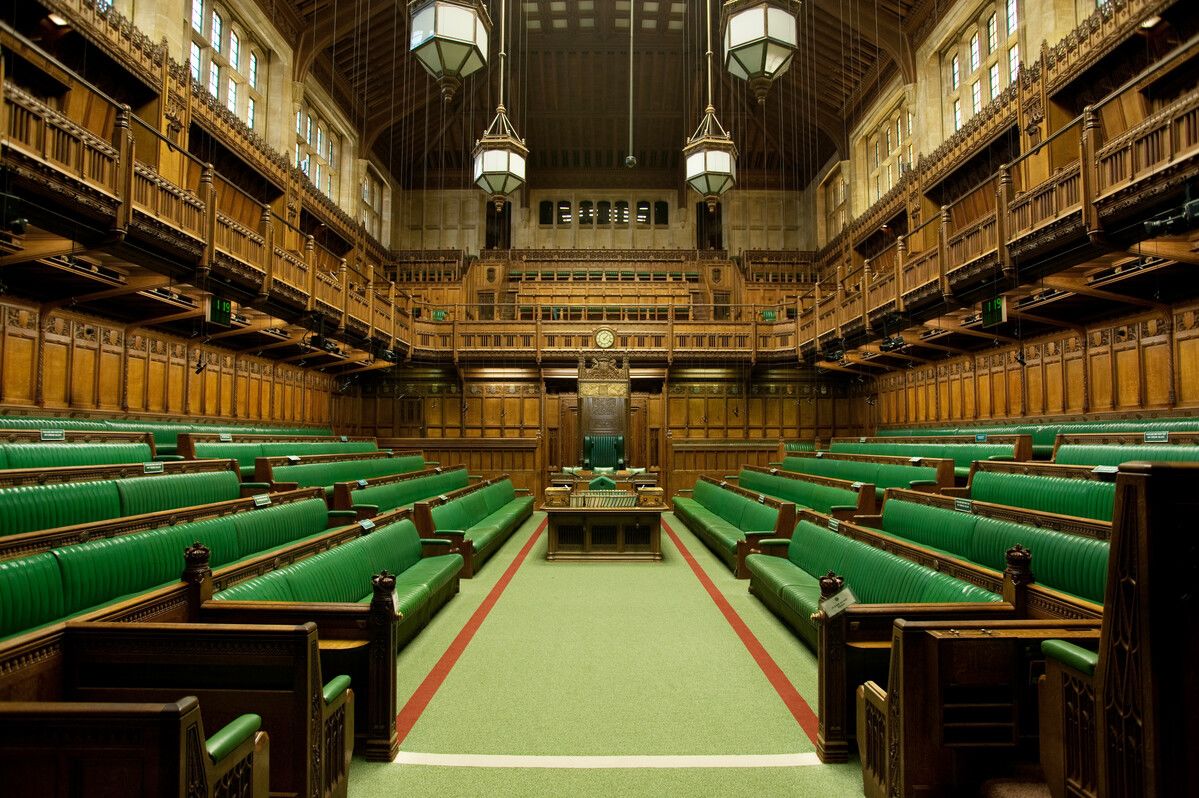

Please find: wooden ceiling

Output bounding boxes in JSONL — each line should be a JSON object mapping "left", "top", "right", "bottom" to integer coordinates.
{"left": 289, "top": 0, "right": 919, "bottom": 190}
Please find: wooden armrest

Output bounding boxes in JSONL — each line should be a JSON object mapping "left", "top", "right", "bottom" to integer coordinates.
{"left": 940, "top": 486, "right": 970, "bottom": 497}
{"left": 206, "top": 714, "right": 262, "bottom": 762}
{"left": 514, "top": 488, "right": 532, "bottom": 495}
{"left": 675, "top": 489, "right": 693, "bottom": 495}
{"left": 853, "top": 513, "right": 883, "bottom": 528}
{"left": 322, "top": 675, "right": 353, "bottom": 705}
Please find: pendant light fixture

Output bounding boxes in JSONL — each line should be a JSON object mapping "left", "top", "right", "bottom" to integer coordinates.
{"left": 409, "top": 0, "right": 492, "bottom": 103}
{"left": 684, "top": 0, "right": 738, "bottom": 212}
{"left": 721, "top": 0, "right": 800, "bottom": 103}
{"left": 472, "top": 0, "right": 527, "bottom": 209}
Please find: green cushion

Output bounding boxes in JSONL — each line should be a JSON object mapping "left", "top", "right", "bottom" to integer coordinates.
{"left": 968, "top": 517, "right": 1108, "bottom": 603}
{"left": 1055, "top": 444, "right": 1199, "bottom": 467}
{"left": 205, "top": 714, "right": 262, "bottom": 762}
{"left": 0, "top": 552, "right": 66, "bottom": 639}
{"left": 393, "top": 554, "right": 462, "bottom": 595}
{"left": 970, "top": 471, "right": 1115, "bottom": 521}
{"left": 430, "top": 500, "right": 468, "bottom": 532}
{"left": 216, "top": 569, "right": 295, "bottom": 602}
{"left": 280, "top": 545, "right": 377, "bottom": 603}
{"left": 0, "top": 481, "right": 123, "bottom": 537}
{"left": 232, "top": 498, "right": 330, "bottom": 559}
{"left": 738, "top": 500, "right": 778, "bottom": 534}
{"left": 115, "top": 471, "right": 242, "bottom": 517}
{"left": 881, "top": 500, "right": 980, "bottom": 557}
{"left": 0, "top": 443, "right": 152, "bottom": 469}
{"left": 1042, "top": 639, "right": 1099, "bottom": 676}
{"left": 355, "top": 519, "right": 424, "bottom": 576}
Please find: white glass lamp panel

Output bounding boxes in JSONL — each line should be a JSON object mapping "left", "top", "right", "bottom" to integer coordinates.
{"left": 477, "top": 20, "right": 488, "bottom": 52}
{"left": 764, "top": 42, "right": 792, "bottom": 74}
{"left": 439, "top": 4, "right": 477, "bottom": 41}
{"left": 728, "top": 6, "right": 765, "bottom": 46}
{"left": 462, "top": 49, "right": 484, "bottom": 75}
{"left": 473, "top": 153, "right": 484, "bottom": 179}
{"left": 411, "top": 6, "right": 435, "bottom": 48}
{"left": 415, "top": 43, "right": 442, "bottom": 73}
{"left": 439, "top": 41, "right": 472, "bottom": 72}
{"left": 707, "top": 149, "right": 732, "bottom": 174}
{"left": 686, "top": 151, "right": 709, "bottom": 180}
{"left": 735, "top": 41, "right": 767, "bottom": 73}
{"left": 726, "top": 51, "right": 750, "bottom": 79}
{"left": 482, "top": 148, "right": 508, "bottom": 172}
{"left": 766, "top": 6, "right": 797, "bottom": 45}
{"left": 511, "top": 153, "right": 526, "bottom": 178}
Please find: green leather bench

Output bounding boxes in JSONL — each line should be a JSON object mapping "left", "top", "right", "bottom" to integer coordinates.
{"left": 215, "top": 516, "right": 462, "bottom": 645}
{"left": 0, "top": 494, "right": 340, "bottom": 641}
{"left": 1054, "top": 442, "right": 1199, "bottom": 467}
{"left": 737, "top": 466, "right": 875, "bottom": 516}
{"left": 0, "top": 417, "right": 333, "bottom": 456}
{"left": 673, "top": 476, "right": 797, "bottom": 576}
{"left": 959, "top": 466, "right": 1116, "bottom": 521}
{"left": 745, "top": 518, "right": 1001, "bottom": 648}
{"left": 883, "top": 418, "right": 1199, "bottom": 459}
{"left": 872, "top": 493, "right": 1109, "bottom": 606}
{"left": 259, "top": 452, "right": 427, "bottom": 494}
{"left": 193, "top": 440, "right": 380, "bottom": 478}
{"left": 415, "top": 476, "right": 534, "bottom": 578}
{"left": 0, "top": 469, "right": 245, "bottom": 539}
{"left": 0, "top": 442, "right": 153, "bottom": 469}
{"left": 829, "top": 440, "right": 1022, "bottom": 480}
{"left": 779, "top": 452, "right": 949, "bottom": 502}
{"left": 332, "top": 466, "right": 471, "bottom": 518}
{"left": 782, "top": 441, "right": 816, "bottom": 452}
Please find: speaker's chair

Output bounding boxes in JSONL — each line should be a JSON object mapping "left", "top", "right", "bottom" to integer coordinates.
{"left": 583, "top": 434, "right": 625, "bottom": 470}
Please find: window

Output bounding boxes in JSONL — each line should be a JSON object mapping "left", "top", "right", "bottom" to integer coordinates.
{"left": 971, "top": 81, "right": 981, "bottom": 113}
{"left": 987, "top": 14, "right": 997, "bottom": 52}
{"left": 989, "top": 63, "right": 1001, "bottom": 99}
{"left": 190, "top": 3, "right": 266, "bottom": 131}
{"left": 190, "top": 42, "right": 202, "bottom": 82}
{"left": 557, "top": 201, "right": 572, "bottom": 225}
{"left": 953, "top": 99, "right": 962, "bottom": 131}
{"left": 538, "top": 200, "right": 553, "bottom": 226}
{"left": 597, "top": 201, "right": 611, "bottom": 225}
{"left": 614, "top": 201, "right": 629, "bottom": 225}
{"left": 1009, "top": 44, "right": 1020, "bottom": 81}
{"left": 969, "top": 33, "right": 980, "bottom": 71}
{"left": 636, "top": 201, "right": 650, "bottom": 226}
{"left": 1006, "top": 0, "right": 1018, "bottom": 36}
{"left": 578, "top": 201, "right": 594, "bottom": 225}
{"left": 943, "top": 2, "right": 1018, "bottom": 136}
{"left": 951, "top": 55, "right": 960, "bottom": 89}
{"left": 295, "top": 102, "right": 340, "bottom": 198}
{"left": 654, "top": 201, "right": 669, "bottom": 226}
{"left": 863, "top": 101, "right": 909, "bottom": 205}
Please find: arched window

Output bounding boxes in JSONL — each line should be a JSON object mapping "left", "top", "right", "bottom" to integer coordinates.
{"left": 189, "top": 1, "right": 267, "bottom": 132}
{"left": 295, "top": 102, "right": 340, "bottom": 198}
{"left": 578, "top": 201, "right": 594, "bottom": 226}
{"left": 597, "top": 201, "right": 611, "bottom": 225}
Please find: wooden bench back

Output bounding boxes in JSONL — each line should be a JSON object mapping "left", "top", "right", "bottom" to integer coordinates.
{"left": 0, "top": 457, "right": 237, "bottom": 488}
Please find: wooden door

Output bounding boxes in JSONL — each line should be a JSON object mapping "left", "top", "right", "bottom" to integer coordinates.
{"left": 559, "top": 395, "right": 579, "bottom": 467}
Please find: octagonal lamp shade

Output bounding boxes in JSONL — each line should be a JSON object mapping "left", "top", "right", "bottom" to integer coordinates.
{"left": 473, "top": 106, "right": 528, "bottom": 208}
{"left": 722, "top": 0, "right": 799, "bottom": 102}
{"left": 410, "top": 0, "right": 491, "bottom": 101}
{"left": 683, "top": 107, "right": 738, "bottom": 210}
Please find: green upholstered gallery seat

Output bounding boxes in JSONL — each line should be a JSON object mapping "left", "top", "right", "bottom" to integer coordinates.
{"left": 271, "top": 454, "right": 427, "bottom": 495}
{"left": 0, "top": 443, "right": 152, "bottom": 470}
{"left": 881, "top": 418, "right": 1199, "bottom": 459}
{"left": 829, "top": 441, "right": 1015, "bottom": 479}
{"left": 0, "top": 418, "right": 333, "bottom": 456}
{"left": 737, "top": 469, "right": 860, "bottom": 514}
{"left": 193, "top": 441, "right": 379, "bottom": 478}
{"left": 969, "top": 470, "right": 1115, "bottom": 521}
{"left": 1054, "top": 444, "right": 1199, "bottom": 467}
{"left": 348, "top": 469, "right": 470, "bottom": 515}
{"left": 781, "top": 456, "right": 937, "bottom": 502}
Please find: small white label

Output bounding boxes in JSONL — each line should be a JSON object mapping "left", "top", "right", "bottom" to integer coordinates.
{"left": 954, "top": 498, "right": 973, "bottom": 513}
{"left": 357, "top": 478, "right": 369, "bottom": 487}
{"left": 1144, "top": 431, "right": 1169, "bottom": 443}
{"left": 340, "top": 435, "right": 349, "bottom": 442}
{"left": 975, "top": 433, "right": 988, "bottom": 442}
{"left": 219, "top": 433, "right": 233, "bottom": 442}
{"left": 358, "top": 518, "right": 376, "bottom": 531}
{"left": 858, "top": 436, "right": 866, "bottom": 443}
{"left": 758, "top": 494, "right": 766, "bottom": 504}
{"left": 828, "top": 517, "right": 841, "bottom": 532}
{"left": 287, "top": 455, "right": 301, "bottom": 463}
{"left": 438, "top": 494, "right": 448, "bottom": 501}
{"left": 143, "top": 462, "right": 165, "bottom": 474}
{"left": 851, "top": 481, "right": 864, "bottom": 490}
{"left": 909, "top": 457, "right": 921, "bottom": 464}
{"left": 252, "top": 494, "right": 272, "bottom": 507}
{"left": 1091, "top": 465, "right": 1119, "bottom": 475}
{"left": 820, "top": 586, "right": 858, "bottom": 618}
{"left": 390, "top": 588, "right": 401, "bottom": 618}
{"left": 40, "top": 429, "right": 65, "bottom": 441}
{"left": 815, "top": 451, "right": 824, "bottom": 459}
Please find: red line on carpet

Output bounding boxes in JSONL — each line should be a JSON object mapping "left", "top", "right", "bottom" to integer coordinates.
{"left": 395, "top": 517, "right": 547, "bottom": 745}
{"left": 661, "top": 517, "right": 820, "bottom": 745}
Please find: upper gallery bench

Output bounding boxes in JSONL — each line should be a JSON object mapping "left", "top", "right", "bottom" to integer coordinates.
{"left": 180, "top": 434, "right": 382, "bottom": 478}
{"left": 413, "top": 475, "right": 534, "bottom": 578}
{"left": 672, "top": 476, "right": 797, "bottom": 577}
{"left": 882, "top": 417, "right": 1199, "bottom": 458}
{"left": 779, "top": 450, "right": 954, "bottom": 500}
{"left": 944, "top": 459, "right": 1118, "bottom": 521}
{"left": 254, "top": 450, "right": 428, "bottom": 494}
{"left": 200, "top": 510, "right": 466, "bottom": 761}
{"left": 0, "top": 460, "right": 246, "bottom": 539}
{"left": 0, "top": 696, "right": 269, "bottom": 798}
{"left": 1052, "top": 430, "right": 1199, "bottom": 466}
{"left": 735, "top": 465, "right": 877, "bottom": 515}
{"left": 827, "top": 434, "right": 1033, "bottom": 479}
{"left": 0, "top": 431, "right": 164, "bottom": 469}
{"left": 331, "top": 465, "right": 471, "bottom": 518}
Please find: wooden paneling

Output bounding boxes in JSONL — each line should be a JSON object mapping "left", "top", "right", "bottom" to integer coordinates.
{"left": 0, "top": 299, "right": 333, "bottom": 423}
{"left": 877, "top": 303, "right": 1199, "bottom": 426}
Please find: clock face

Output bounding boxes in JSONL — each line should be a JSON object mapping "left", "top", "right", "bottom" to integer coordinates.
{"left": 595, "top": 329, "right": 615, "bottom": 349}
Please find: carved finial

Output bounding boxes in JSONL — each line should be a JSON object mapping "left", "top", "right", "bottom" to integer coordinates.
{"left": 370, "top": 570, "right": 399, "bottom": 618}
{"left": 182, "top": 541, "right": 211, "bottom": 584}
{"left": 1004, "top": 544, "right": 1035, "bottom": 586}
{"left": 819, "top": 571, "right": 846, "bottom": 599}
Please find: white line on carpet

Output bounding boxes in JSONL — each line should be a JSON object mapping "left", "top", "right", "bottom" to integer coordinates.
{"left": 393, "top": 752, "right": 824, "bottom": 769}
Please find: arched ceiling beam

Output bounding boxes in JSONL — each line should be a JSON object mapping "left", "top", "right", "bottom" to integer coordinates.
{"left": 806, "top": 0, "right": 915, "bottom": 83}
{"left": 293, "top": 0, "right": 400, "bottom": 83}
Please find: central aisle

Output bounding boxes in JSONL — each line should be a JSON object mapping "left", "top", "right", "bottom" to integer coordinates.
{"left": 349, "top": 513, "right": 865, "bottom": 796}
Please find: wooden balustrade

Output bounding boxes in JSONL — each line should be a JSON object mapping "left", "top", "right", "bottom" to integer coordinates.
{"left": 946, "top": 211, "right": 998, "bottom": 271}
{"left": 4, "top": 84, "right": 118, "bottom": 195}
{"left": 1096, "top": 88, "right": 1199, "bottom": 198}
{"left": 1009, "top": 161, "right": 1082, "bottom": 238}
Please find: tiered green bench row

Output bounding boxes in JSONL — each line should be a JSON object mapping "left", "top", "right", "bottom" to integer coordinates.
{"left": 737, "top": 466, "right": 875, "bottom": 515}
{"left": 0, "top": 416, "right": 333, "bottom": 456}
{"left": 0, "top": 467, "right": 244, "bottom": 538}
{"left": 0, "top": 441, "right": 154, "bottom": 469}
{"left": 192, "top": 440, "right": 381, "bottom": 478}
{"left": 1053, "top": 440, "right": 1199, "bottom": 466}
{"left": 779, "top": 452, "right": 949, "bottom": 502}
{"left": 744, "top": 518, "right": 1001, "bottom": 648}
{"left": 829, "top": 439, "right": 1023, "bottom": 479}
{"left": 0, "top": 493, "right": 339, "bottom": 641}
{"left": 258, "top": 452, "right": 428, "bottom": 494}
{"left": 882, "top": 417, "right": 1199, "bottom": 458}
{"left": 332, "top": 466, "right": 470, "bottom": 517}
{"left": 416, "top": 476, "right": 534, "bottom": 578}
{"left": 672, "top": 477, "right": 796, "bottom": 576}
{"left": 215, "top": 516, "right": 462, "bottom": 648}
{"left": 866, "top": 491, "right": 1109, "bottom": 606}
{"left": 953, "top": 463, "right": 1117, "bottom": 521}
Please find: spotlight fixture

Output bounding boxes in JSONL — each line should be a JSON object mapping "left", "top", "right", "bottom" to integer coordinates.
{"left": 193, "top": 356, "right": 206, "bottom": 375}
{"left": 1015, "top": 349, "right": 1027, "bottom": 365}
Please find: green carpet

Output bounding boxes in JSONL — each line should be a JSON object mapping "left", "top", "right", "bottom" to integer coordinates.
{"left": 348, "top": 512, "right": 865, "bottom": 796}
